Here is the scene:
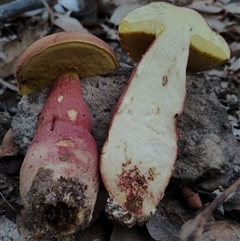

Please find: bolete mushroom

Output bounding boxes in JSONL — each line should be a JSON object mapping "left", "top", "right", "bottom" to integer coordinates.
{"left": 16, "top": 31, "right": 119, "bottom": 239}
{"left": 100, "top": 2, "right": 230, "bottom": 227}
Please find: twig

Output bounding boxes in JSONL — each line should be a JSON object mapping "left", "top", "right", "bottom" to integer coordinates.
{"left": 0, "top": 78, "right": 18, "bottom": 92}
{"left": 179, "top": 177, "right": 240, "bottom": 241}
{"left": 0, "top": 191, "right": 16, "bottom": 211}
{"left": 0, "top": 0, "right": 57, "bottom": 23}
{"left": 41, "top": 0, "right": 55, "bottom": 26}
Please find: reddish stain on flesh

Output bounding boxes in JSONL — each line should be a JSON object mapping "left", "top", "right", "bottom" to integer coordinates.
{"left": 117, "top": 164, "right": 148, "bottom": 214}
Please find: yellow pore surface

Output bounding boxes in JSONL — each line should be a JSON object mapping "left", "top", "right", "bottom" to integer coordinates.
{"left": 16, "top": 32, "right": 119, "bottom": 95}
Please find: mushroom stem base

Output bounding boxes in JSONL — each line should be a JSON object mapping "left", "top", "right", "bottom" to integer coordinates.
{"left": 19, "top": 72, "right": 99, "bottom": 238}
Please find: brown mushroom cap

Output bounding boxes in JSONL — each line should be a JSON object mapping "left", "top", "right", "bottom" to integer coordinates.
{"left": 118, "top": 2, "right": 230, "bottom": 72}
{"left": 16, "top": 31, "right": 119, "bottom": 95}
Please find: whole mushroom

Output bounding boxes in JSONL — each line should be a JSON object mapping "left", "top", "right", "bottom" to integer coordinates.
{"left": 100, "top": 2, "right": 230, "bottom": 227}
{"left": 15, "top": 31, "right": 119, "bottom": 239}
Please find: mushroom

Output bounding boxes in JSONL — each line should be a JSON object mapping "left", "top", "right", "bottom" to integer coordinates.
{"left": 100, "top": 2, "right": 230, "bottom": 227}
{"left": 16, "top": 31, "right": 119, "bottom": 239}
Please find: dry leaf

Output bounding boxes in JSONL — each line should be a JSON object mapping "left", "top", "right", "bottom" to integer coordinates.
{"left": 110, "top": 2, "right": 143, "bottom": 25}
{"left": 175, "top": 0, "right": 194, "bottom": 6}
{"left": 207, "top": 69, "right": 228, "bottom": 78}
{"left": 227, "top": 58, "right": 240, "bottom": 72}
{"left": 202, "top": 221, "right": 240, "bottom": 240}
{"left": 228, "top": 115, "right": 239, "bottom": 127}
{"left": 0, "top": 78, "right": 18, "bottom": 92}
{"left": 233, "top": 128, "right": 240, "bottom": 140}
{"left": 54, "top": 13, "right": 88, "bottom": 32}
{"left": 0, "top": 129, "right": 19, "bottom": 158}
{"left": 224, "top": 2, "right": 240, "bottom": 14}
{"left": 146, "top": 204, "right": 182, "bottom": 241}
{"left": 204, "top": 0, "right": 215, "bottom": 4}
{"left": 100, "top": 23, "right": 119, "bottom": 40}
{"left": 58, "top": 0, "right": 82, "bottom": 11}
{"left": 188, "top": 1, "right": 224, "bottom": 13}
{"left": 0, "top": 21, "right": 47, "bottom": 79}
{"left": 204, "top": 16, "right": 229, "bottom": 32}
{"left": 218, "top": 0, "right": 232, "bottom": 4}
{"left": 113, "top": 0, "right": 145, "bottom": 6}
{"left": 21, "top": 9, "right": 44, "bottom": 17}
{"left": 230, "top": 42, "right": 240, "bottom": 57}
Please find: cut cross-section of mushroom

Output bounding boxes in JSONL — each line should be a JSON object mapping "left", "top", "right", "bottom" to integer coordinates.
{"left": 100, "top": 2, "right": 230, "bottom": 227}
{"left": 16, "top": 31, "right": 119, "bottom": 239}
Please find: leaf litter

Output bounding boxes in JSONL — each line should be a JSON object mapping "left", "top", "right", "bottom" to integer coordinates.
{"left": 0, "top": 0, "right": 240, "bottom": 240}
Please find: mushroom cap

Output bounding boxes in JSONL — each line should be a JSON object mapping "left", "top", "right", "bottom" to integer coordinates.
{"left": 118, "top": 2, "right": 230, "bottom": 72}
{"left": 16, "top": 31, "right": 119, "bottom": 95}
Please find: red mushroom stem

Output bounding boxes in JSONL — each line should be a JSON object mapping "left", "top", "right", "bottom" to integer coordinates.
{"left": 20, "top": 72, "right": 99, "bottom": 238}
{"left": 35, "top": 72, "right": 92, "bottom": 134}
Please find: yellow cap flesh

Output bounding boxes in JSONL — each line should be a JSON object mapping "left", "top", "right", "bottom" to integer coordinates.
{"left": 16, "top": 32, "right": 119, "bottom": 95}
{"left": 118, "top": 2, "right": 230, "bottom": 72}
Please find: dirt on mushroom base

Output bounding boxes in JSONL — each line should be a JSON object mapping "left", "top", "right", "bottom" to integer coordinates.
{"left": 24, "top": 167, "right": 90, "bottom": 238}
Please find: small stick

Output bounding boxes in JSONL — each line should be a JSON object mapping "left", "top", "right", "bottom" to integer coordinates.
{"left": 0, "top": 191, "right": 16, "bottom": 211}
{"left": 0, "top": 78, "right": 18, "bottom": 92}
{"left": 0, "top": 0, "right": 57, "bottom": 23}
{"left": 179, "top": 177, "right": 240, "bottom": 241}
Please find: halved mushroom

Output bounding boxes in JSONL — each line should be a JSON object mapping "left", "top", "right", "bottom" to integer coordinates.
{"left": 16, "top": 31, "right": 119, "bottom": 239}
{"left": 100, "top": 2, "right": 230, "bottom": 227}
